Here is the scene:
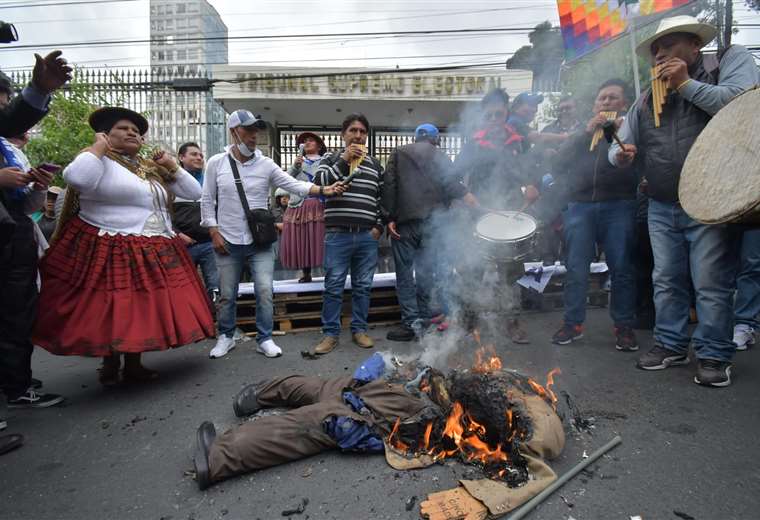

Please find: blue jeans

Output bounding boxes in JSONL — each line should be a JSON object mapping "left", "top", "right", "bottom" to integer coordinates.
{"left": 562, "top": 200, "right": 637, "bottom": 327}
{"left": 648, "top": 200, "right": 735, "bottom": 361}
{"left": 187, "top": 241, "right": 220, "bottom": 297}
{"left": 391, "top": 220, "right": 435, "bottom": 326}
{"left": 215, "top": 242, "right": 275, "bottom": 344}
{"left": 735, "top": 227, "right": 760, "bottom": 329}
{"left": 322, "top": 230, "right": 378, "bottom": 336}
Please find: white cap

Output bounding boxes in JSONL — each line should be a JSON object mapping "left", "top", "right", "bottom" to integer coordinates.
{"left": 227, "top": 109, "right": 267, "bottom": 130}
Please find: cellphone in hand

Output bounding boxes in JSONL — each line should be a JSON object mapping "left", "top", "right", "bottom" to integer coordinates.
{"left": 37, "top": 163, "right": 62, "bottom": 174}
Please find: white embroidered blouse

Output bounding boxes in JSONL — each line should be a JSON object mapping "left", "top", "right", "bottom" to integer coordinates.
{"left": 64, "top": 151, "right": 202, "bottom": 237}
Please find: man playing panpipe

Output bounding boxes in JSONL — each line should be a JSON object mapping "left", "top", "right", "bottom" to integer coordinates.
{"left": 609, "top": 15, "right": 759, "bottom": 387}
{"left": 550, "top": 79, "right": 639, "bottom": 352}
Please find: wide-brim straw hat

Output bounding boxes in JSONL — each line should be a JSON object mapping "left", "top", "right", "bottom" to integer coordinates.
{"left": 89, "top": 106, "right": 149, "bottom": 136}
{"left": 296, "top": 131, "right": 327, "bottom": 155}
{"left": 636, "top": 15, "right": 717, "bottom": 58}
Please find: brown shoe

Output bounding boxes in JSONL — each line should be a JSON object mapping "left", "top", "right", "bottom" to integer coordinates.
{"left": 314, "top": 335, "right": 339, "bottom": 354}
{"left": 506, "top": 319, "right": 530, "bottom": 344}
{"left": 352, "top": 332, "right": 374, "bottom": 349}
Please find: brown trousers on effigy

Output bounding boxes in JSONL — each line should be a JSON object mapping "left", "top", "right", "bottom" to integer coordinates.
{"left": 208, "top": 375, "right": 426, "bottom": 482}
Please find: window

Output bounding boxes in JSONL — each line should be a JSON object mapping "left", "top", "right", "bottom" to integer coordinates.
{"left": 176, "top": 3, "right": 186, "bottom": 14}
{"left": 176, "top": 49, "right": 186, "bottom": 60}
{"left": 165, "top": 19, "right": 174, "bottom": 29}
{"left": 177, "top": 18, "right": 187, "bottom": 29}
{"left": 187, "top": 48, "right": 198, "bottom": 60}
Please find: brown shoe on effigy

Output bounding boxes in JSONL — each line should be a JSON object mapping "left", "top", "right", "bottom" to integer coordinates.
{"left": 314, "top": 335, "right": 339, "bottom": 354}
{"left": 352, "top": 332, "right": 374, "bottom": 349}
{"left": 506, "top": 319, "right": 530, "bottom": 344}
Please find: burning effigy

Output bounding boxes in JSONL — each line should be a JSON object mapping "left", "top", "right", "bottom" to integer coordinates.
{"left": 193, "top": 333, "right": 567, "bottom": 519}
{"left": 381, "top": 342, "right": 565, "bottom": 518}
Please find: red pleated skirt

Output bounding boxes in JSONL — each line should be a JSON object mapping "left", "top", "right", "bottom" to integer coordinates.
{"left": 32, "top": 216, "right": 216, "bottom": 357}
{"left": 280, "top": 198, "right": 325, "bottom": 269}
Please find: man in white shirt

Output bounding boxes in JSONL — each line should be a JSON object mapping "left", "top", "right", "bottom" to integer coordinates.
{"left": 201, "top": 110, "right": 344, "bottom": 359}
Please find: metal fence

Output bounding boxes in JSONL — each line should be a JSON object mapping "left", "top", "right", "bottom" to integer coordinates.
{"left": 8, "top": 68, "right": 228, "bottom": 159}
{"left": 277, "top": 128, "right": 463, "bottom": 171}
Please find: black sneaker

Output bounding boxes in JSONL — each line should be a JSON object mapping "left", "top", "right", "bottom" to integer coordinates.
{"left": 7, "top": 389, "right": 64, "bottom": 409}
{"left": 386, "top": 324, "right": 415, "bottom": 342}
{"left": 614, "top": 326, "right": 639, "bottom": 351}
{"left": 694, "top": 359, "right": 732, "bottom": 387}
{"left": 636, "top": 344, "right": 689, "bottom": 370}
{"left": 552, "top": 323, "right": 583, "bottom": 345}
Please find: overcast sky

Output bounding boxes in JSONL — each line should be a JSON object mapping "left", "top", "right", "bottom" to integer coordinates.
{"left": 0, "top": 0, "right": 757, "bottom": 71}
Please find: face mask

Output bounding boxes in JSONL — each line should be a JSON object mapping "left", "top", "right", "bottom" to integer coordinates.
{"left": 233, "top": 129, "right": 255, "bottom": 157}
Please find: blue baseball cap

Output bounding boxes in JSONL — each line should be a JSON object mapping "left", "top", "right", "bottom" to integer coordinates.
{"left": 415, "top": 123, "right": 439, "bottom": 140}
{"left": 512, "top": 92, "right": 544, "bottom": 108}
{"left": 227, "top": 109, "right": 267, "bottom": 130}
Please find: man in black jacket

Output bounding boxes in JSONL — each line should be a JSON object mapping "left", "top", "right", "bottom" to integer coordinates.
{"left": 551, "top": 79, "right": 639, "bottom": 351}
{"left": 174, "top": 142, "right": 218, "bottom": 307}
{"left": 0, "top": 50, "right": 71, "bottom": 456}
{"left": 382, "top": 124, "right": 477, "bottom": 341}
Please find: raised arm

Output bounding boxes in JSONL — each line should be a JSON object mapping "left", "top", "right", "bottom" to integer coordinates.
{"left": 169, "top": 167, "right": 202, "bottom": 200}
{"left": 679, "top": 46, "right": 760, "bottom": 116}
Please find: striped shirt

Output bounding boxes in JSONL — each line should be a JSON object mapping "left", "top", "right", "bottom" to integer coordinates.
{"left": 314, "top": 152, "right": 384, "bottom": 229}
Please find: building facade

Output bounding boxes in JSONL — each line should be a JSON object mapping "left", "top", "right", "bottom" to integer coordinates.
{"left": 211, "top": 66, "right": 533, "bottom": 168}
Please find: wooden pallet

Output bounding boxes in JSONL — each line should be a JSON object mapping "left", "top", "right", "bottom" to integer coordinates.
{"left": 236, "top": 286, "right": 401, "bottom": 333}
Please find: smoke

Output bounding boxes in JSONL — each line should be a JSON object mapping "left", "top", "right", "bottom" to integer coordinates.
{"left": 377, "top": 89, "right": 571, "bottom": 371}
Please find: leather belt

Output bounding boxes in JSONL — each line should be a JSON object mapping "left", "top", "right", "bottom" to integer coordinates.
{"left": 325, "top": 225, "right": 373, "bottom": 233}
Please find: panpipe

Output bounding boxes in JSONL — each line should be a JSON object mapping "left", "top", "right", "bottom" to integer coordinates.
{"left": 589, "top": 111, "right": 618, "bottom": 151}
{"left": 651, "top": 67, "right": 668, "bottom": 128}
{"left": 350, "top": 144, "right": 367, "bottom": 171}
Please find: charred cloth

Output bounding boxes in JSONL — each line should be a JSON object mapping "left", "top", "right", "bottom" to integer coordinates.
{"left": 387, "top": 369, "right": 559, "bottom": 487}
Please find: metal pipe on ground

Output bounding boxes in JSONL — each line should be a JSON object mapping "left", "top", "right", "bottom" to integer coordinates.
{"left": 507, "top": 435, "right": 623, "bottom": 520}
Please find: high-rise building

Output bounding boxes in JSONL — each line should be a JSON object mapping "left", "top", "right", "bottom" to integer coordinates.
{"left": 150, "top": 0, "right": 228, "bottom": 76}
{"left": 149, "top": 0, "right": 228, "bottom": 156}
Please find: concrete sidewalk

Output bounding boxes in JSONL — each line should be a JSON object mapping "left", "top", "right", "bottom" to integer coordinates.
{"left": 2, "top": 308, "right": 759, "bottom": 520}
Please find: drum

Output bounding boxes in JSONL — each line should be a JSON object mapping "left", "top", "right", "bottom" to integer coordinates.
{"left": 474, "top": 211, "right": 538, "bottom": 262}
{"left": 679, "top": 87, "right": 760, "bottom": 224}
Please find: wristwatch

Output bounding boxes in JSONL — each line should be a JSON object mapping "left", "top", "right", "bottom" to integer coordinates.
{"left": 319, "top": 185, "right": 325, "bottom": 196}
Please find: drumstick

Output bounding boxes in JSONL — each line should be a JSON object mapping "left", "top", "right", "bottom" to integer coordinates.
{"left": 589, "top": 111, "right": 617, "bottom": 151}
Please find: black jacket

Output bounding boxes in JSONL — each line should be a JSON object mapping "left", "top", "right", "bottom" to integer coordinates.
{"left": 381, "top": 141, "right": 466, "bottom": 224}
{"left": 553, "top": 128, "right": 637, "bottom": 203}
{"left": 636, "top": 54, "right": 717, "bottom": 202}
{"left": 0, "top": 91, "right": 48, "bottom": 138}
{"left": 173, "top": 201, "right": 211, "bottom": 243}
{"left": 455, "top": 129, "right": 529, "bottom": 211}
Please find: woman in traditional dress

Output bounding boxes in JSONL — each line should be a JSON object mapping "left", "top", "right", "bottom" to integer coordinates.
{"left": 281, "top": 132, "right": 328, "bottom": 283}
{"left": 32, "top": 107, "right": 215, "bottom": 386}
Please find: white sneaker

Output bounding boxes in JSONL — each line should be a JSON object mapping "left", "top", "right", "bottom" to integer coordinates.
{"left": 733, "top": 324, "right": 755, "bottom": 351}
{"left": 209, "top": 335, "right": 236, "bottom": 358}
{"left": 256, "top": 339, "right": 282, "bottom": 358}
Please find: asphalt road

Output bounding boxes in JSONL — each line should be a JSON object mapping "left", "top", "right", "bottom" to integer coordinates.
{"left": 3, "top": 308, "right": 759, "bottom": 520}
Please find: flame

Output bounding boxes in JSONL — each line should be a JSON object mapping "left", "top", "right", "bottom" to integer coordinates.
{"left": 388, "top": 417, "right": 409, "bottom": 452}
{"left": 545, "top": 368, "right": 561, "bottom": 405}
{"left": 422, "top": 422, "right": 433, "bottom": 451}
{"left": 384, "top": 358, "right": 563, "bottom": 482}
{"left": 473, "top": 345, "right": 503, "bottom": 374}
{"left": 526, "top": 368, "right": 562, "bottom": 408}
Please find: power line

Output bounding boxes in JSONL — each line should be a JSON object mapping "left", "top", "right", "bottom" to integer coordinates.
{"left": 0, "top": 0, "right": 140, "bottom": 8}
{"left": 0, "top": 26, "right": 540, "bottom": 51}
